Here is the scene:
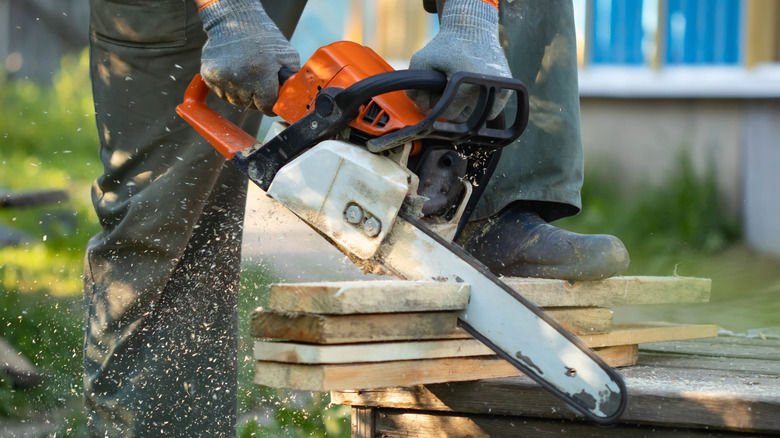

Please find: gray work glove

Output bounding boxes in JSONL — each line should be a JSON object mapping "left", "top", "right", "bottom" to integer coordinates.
{"left": 407, "top": 0, "right": 512, "bottom": 122}
{"left": 198, "top": 0, "right": 300, "bottom": 115}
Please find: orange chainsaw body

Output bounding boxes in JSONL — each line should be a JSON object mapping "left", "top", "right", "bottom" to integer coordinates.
{"left": 273, "top": 41, "right": 425, "bottom": 141}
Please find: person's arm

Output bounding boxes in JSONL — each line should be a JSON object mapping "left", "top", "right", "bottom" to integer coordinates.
{"left": 193, "top": 0, "right": 300, "bottom": 115}
{"left": 410, "top": 0, "right": 510, "bottom": 121}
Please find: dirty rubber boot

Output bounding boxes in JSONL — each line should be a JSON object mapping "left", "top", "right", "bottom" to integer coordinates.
{"left": 458, "top": 206, "right": 630, "bottom": 281}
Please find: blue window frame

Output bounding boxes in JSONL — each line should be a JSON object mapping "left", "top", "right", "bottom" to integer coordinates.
{"left": 665, "top": 0, "right": 742, "bottom": 64}
{"left": 586, "top": 0, "right": 743, "bottom": 66}
{"left": 590, "top": 0, "right": 646, "bottom": 65}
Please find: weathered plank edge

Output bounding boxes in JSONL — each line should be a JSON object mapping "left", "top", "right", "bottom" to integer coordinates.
{"left": 268, "top": 281, "right": 470, "bottom": 314}
{"left": 254, "top": 345, "right": 637, "bottom": 392}
{"left": 501, "top": 275, "right": 711, "bottom": 307}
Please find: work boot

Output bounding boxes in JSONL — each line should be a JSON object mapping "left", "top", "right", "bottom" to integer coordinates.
{"left": 458, "top": 205, "right": 629, "bottom": 281}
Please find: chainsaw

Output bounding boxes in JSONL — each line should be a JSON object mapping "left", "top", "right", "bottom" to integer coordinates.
{"left": 177, "top": 41, "right": 627, "bottom": 424}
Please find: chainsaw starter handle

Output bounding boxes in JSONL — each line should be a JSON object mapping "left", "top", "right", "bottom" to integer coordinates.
{"left": 176, "top": 74, "right": 260, "bottom": 159}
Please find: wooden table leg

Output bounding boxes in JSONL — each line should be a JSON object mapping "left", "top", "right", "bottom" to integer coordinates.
{"left": 351, "top": 406, "right": 376, "bottom": 438}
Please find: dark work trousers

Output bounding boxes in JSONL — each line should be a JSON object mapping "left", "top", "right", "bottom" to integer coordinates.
{"left": 472, "top": 0, "right": 584, "bottom": 222}
{"left": 84, "top": 1, "right": 305, "bottom": 436}
{"left": 83, "top": 0, "right": 580, "bottom": 436}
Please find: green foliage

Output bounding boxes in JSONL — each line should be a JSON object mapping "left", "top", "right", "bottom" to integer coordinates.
{"left": 0, "top": 288, "right": 89, "bottom": 435}
{"left": 0, "top": 49, "right": 97, "bottom": 178}
{"left": 0, "top": 48, "right": 101, "bottom": 297}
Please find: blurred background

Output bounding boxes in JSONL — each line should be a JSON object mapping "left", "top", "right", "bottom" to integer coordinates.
{"left": 1, "top": 0, "right": 779, "bottom": 436}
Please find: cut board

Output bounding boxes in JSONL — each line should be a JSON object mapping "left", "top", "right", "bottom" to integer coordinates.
{"left": 253, "top": 323, "right": 717, "bottom": 364}
{"left": 250, "top": 311, "right": 466, "bottom": 344}
{"left": 545, "top": 307, "right": 613, "bottom": 334}
{"left": 581, "top": 323, "right": 718, "bottom": 348}
{"left": 268, "top": 281, "right": 470, "bottom": 314}
{"left": 501, "top": 275, "right": 711, "bottom": 307}
{"left": 254, "top": 345, "right": 637, "bottom": 392}
{"left": 251, "top": 308, "right": 612, "bottom": 343}
{"left": 266, "top": 276, "right": 710, "bottom": 314}
{"left": 255, "top": 339, "right": 493, "bottom": 364}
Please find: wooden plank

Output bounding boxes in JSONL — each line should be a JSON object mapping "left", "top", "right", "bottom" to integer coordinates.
{"left": 373, "top": 410, "right": 749, "bottom": 437}
{"left": 268, "top": 280, "right": 470, "bottom": 314}
{"left": 255, "top": 346, "right": 636, "bottom": 392}
{"left": 254, "top": 339, "right": 637, "bottom": 365}
{"left": 501, "top": 276, "right": 711, "bottom": 307}
{"left": 544, "top": 307, "right": 613, "bottom": 334}
{"left": 250, "top": 310, "right": 467, "bottom": 344}
{"left": 640, "top": 337, "right": 780, "bottom": 361}
{"left": 351, "top": 407, "right": 375, "bottom": 438}
{"left": 638, "top": 352, "right": 780, "bottom": 375}
{"left": 330, "top": 339, "right": 780, "bottom": 434}
{"left": 254, "top": 303, "right": 714, "bottom": 347}
{"left": 582, "top": 323, "right": 718, "bottom": 348}
{"left": 255, "top": 357, "right": 519, "bottom": 392}
{"left": 334, "top": 373, "right": 780, "bottom": 433}
{"left": 254, "top": 339, "right": 494, "bottom": 364}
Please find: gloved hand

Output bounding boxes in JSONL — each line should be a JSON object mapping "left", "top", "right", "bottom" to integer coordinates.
{"left": 198, "top": 0, "right": 300, "bottom": 115}
{"left": 408, "top": 0, "right": 512, "bottom": 122}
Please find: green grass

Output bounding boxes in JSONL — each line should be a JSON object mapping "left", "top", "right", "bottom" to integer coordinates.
{"left": 0, "top": 289, "right": 88, "bottom": 435}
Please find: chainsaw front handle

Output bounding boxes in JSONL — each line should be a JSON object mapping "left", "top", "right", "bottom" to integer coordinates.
{"left": 176, "top": 74, "right": 260, "bottom": 159}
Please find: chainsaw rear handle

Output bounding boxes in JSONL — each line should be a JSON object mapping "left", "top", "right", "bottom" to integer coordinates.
{"left": 176, "top": 75, "right": 259, "bottom": 159}
{"left": 175, "top": 69, "right": 305, "bottom": 160}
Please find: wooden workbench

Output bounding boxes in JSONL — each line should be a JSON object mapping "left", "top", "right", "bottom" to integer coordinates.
{"left": 332, "top": 336, "right": 780, "bottom": 437}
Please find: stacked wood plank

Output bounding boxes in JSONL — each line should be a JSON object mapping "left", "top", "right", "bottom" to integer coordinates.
{"left": 252, "top": 276, "right": 717, "bottom": 391}
{"left": 333, "top": 337, "right": 780, "bottom": 436}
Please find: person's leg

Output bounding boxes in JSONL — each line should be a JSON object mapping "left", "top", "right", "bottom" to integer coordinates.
{"left": 458, "top": 0, "right": 629, "bottom": 280}
{"left": 473, "top": 0, "right": 584, "bottom": 222}
{"left": 83, "top": 1, "right": 305, "bottom": 436}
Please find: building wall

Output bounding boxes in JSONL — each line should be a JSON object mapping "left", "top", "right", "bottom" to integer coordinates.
{"left": 743, "top": 101, "right": 780, "bottom": 257}
{"left": 580, "top": 98, "right": 743, "bottom": 210}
